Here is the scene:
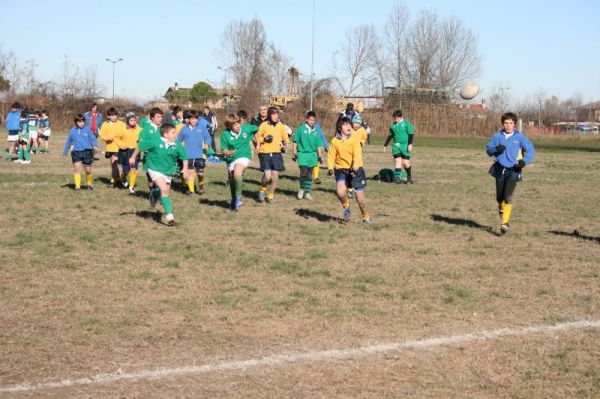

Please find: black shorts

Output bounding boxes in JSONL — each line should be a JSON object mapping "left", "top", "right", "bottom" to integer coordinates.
{"left": 105, "top": 151, "right": 119, "bottom": 159}
{"left": 119, "top": 148, "right": 139, "bottom": 168}
{"left": 71, "top": 149, "right": 94, "bottom": 165}
{"left": 188, "top": 158, "right": 206, "bottom": 173}
{"left": 335, "top": 167, "right": 367, "bottom": 190}
{"left": 41, "top": 136, "right": 49, "bottom": 141}
{"left": 258, "top": 152, "right": 285, "bottom": 172}
{"left": 393, "top": 152, "right": 411, "bottom": 160}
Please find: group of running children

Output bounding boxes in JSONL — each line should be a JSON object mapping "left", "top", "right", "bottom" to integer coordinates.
{"left": 6, "top": 100, "right": 534, "bottom": 233}
{"left": 3, "top": 102, "right": 51, "bottom": 163}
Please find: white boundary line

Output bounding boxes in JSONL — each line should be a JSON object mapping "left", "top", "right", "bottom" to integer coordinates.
{"left": 2, "top": 319, "right": 598, "bottom": 394}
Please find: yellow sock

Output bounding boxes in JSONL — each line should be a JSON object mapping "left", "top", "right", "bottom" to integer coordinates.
{"left": 187, "top": 179, "right": 195, "bottom": 193}
{"left": 260, "top": 186, "right": 267, "bottom": 192}
{"left": 313, "top": 167, "right": 320, "bottom": 180}
{"left": 502, "top": 204, "right": 513, "bottom": 224}
{"left": 342, "top": 199, "right": 350, "bottom": 208}
{"left": 86, "top": 173, "right": 93, "bottom": 186}
{"left": 362, "top": 212, "right": 369, "bottom": 221}
{"left": 266, "top": 193, "right": 274, "bottom": 200}
{"left": 129, "top": 170, "right": 137, "bottom": 188}
{"left": 198, "top": 176, "right": 205, "bottom": 187}
{"left": 74, "top": 173, "right": 81, "bottom": 189}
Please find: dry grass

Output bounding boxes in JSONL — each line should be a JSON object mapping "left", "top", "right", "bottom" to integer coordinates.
{"left": 0, "top": 132, "right": 599, "bottom": 397}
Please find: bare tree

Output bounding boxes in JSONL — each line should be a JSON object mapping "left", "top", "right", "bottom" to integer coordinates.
{"left": 333, "top": 24, "right": 379, "bottom": 96}
{"left": 486, "top": 84, "right": 511, "bottom": 113}
{"left": 221, "top": 18, "right": 270, "bottom": 110}
{"left": 264, "top": 43, "right": 292, "bottom": 96}
{"left": 383, "top": 3, "right": 410, "bottom": 88}
{"left": 80, "top": 65, "right": 104, "bottom": 100}
{"left": 405, "top": 10, "right": 440, "bottom": 89}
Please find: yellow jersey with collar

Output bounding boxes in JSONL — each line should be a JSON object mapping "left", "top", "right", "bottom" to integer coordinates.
{"left": 256, "top": 121, "right": 289, "bottom": 154}
{"left": 100, "top": 120, "right": 127, "bottom": 152}
{"left": 116, "top": 126, "right": 142, "bottom": 149}
{"left": 327, "top": 133, "right": 363, "bottom": 170}
{"left": 353, "top": 127, "right": 368, "bottom": 145}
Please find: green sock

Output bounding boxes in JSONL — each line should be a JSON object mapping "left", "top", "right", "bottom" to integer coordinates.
{"left": 305, "top": 180, "right": 313, "bottom": 194}
{"left": 24, "top": 150, "right": 30, "bottom": 161}
{"left": 234, "top": 176, "right": 243, "bottom": 198}
{"left": 152, "top": 187, "right": 161, "bottom": 200}
{"left": 394, "top": 168, "right": 402, "bottom": 182}
{"left": 18, "top": 149, "right": 23, "bottom": 160}
{"left": 406, "top": 166, "right": 412, "bottom": 180}
{"left": 160, "top": 196, "right": 173, "bottom": 214}
{"left": 400, "top": 170, "right": 407, "bottom": 181}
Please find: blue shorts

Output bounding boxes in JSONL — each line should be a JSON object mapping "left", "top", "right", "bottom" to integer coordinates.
{"left": 119, "top": 148, "right": 140, "bottom": 169}
{"left": 258, "top": 152, "right": 284, "bottom": 172}
{"left": 335, "top": 167, "right": 367, "bottom": 191}
{"left": 71, "top": 149, "right": 94, "bottom": 165}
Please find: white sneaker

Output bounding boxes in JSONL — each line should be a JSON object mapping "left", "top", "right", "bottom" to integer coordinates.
{"left": 297, "top": 189, "right": 304, "bottom": 200}
{"left": 128, "top": 186, "right": 135, "bottom": 194}
{"left": 304, "top": 193, "right": 313, "bottom": 200}
{"left": 165, "top": 213, "right": 175, "bottom": 226}
{"left": 23, "top": 160, "right": 31, "bottom": 164}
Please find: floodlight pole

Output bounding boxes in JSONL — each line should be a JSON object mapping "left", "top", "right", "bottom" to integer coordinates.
{"left": 105, "top": 58, "right": 124, "bottom": 100}
{"left": 309, "top": 0, "right": 315, "bottom": 111}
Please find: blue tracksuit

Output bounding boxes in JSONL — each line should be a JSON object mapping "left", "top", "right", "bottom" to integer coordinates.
{"left": 486, "top": 130, "right": 535, "bottom": 168}
{"left": 63, "top": 126, "right": 98, "bottom": 156}
{"left": 176, "top": 120, "right": 212, "bottom": 159}
{"left": 5, "top": 110, "right": 21, "bottom": 132}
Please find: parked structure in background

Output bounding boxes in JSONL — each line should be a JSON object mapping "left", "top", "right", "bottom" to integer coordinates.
{"left": 576, "top": 101, "right": 600, "bottom": 122}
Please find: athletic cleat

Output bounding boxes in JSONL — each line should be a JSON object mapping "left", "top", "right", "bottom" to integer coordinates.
{"left": 304, "top": 193, "right": 313, "bottom": 201}
{"left": 266, "top": 197, "right": 276, "bottom": 204}
{"left": 297, "top": 189, "right": 305, "bottom": 200}
{"left": 87, "top": 185, "right": 94, "bottom": 190}
{"left": 122, "top": 180, "right": 129, "bottom": 188}
{"left": 128, "top": 186, "right": 135, "bottom": 194}
{"left": 500, "top": 223, "right": 510, "bottom": 234}
{"left": 405, "top": 179, "right": 414, "bottom": 185}
{"left": 258, "top": 190, "right": 266, "bottom": 203}
{"left": 149, "top": 189, "right": 159, "bottom": 208}
{"left": 23, "top": 160, "right": 31, "bottom": 164}
{"left": 197, "top": 185, "right": 205, "bottom": 195}
{"left": 314, "top": 178, "right": 321, "bottom": 185}
{"left": 234, "top": 196, "right": 243, "bottom": 210}
{"left": 362, "top": 219, "right": 373, "bottom": 225}
{"left": 165, "top": 213, "right": 175, "bottom": 226}
{"left": 343, "top": 207, "right": 351, "bottom": 221}
{"left": 74, "top": 186, "right": 81, "bottom": 191}
{"left": 185, "top": 190, "right": 194, "bottom": 196}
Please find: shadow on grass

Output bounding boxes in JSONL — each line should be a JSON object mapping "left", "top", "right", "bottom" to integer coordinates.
{"left": 199, "top": 198, "right": 231, "bottom": 210}
{"left": 430, "top": 214, "right": 500, "bottom": 236}
{"left": 120, "top": 210, "right": 163, "bottom": 224}
{"left": 550, "top": 229, "right": 600, "bottom": 244}
{"left": 295, "top": 208, "right": 343, "bottom": 223}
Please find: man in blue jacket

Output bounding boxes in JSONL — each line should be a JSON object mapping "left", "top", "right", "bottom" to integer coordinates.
{"left": 83, "top": 102, "right": 103, "bottom": 137}
{"left": 486, "top": 112, "right": 535, "bottom": 234}
{"left": 5, "top": 102, "right": 21, "bottom": 160}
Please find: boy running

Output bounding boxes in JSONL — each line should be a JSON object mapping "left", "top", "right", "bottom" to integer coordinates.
{"left": 99, "top": 107, "right": 127, "bottom": 188}
{"left": 116, "top": 114, "right": 142, "bottom": 193}
{"left": 384, "top": 110, "right": 415, "bottom": 184}
{"left": 327, "top": 117, "right": 371, "bottom": 224}
{"left": 137, "top": 124, "right": 188, "bottom": 226}
{"left": 177, "top": 110, "right": 212, "bottom": 195}
{"left": 486, "top": 112, "right": 535, "bottom": 234}
{"left": 293, "top": 111, "right": 324, "bottom": 200}
{"left": 255, "top": 106, "right": 289, "bottom": 203}
{"left": 63, "top": 114, "right": 99, "bottom": 190}
{"left": 221, "top": 112, "right": 258, "bottom": 211}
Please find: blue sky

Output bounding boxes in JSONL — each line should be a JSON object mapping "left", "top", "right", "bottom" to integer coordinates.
{"left": 1, "top": 0, "right": 598, "bottom": 103}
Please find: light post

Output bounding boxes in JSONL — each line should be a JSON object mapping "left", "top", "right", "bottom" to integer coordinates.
{"left": 217, "top": 66, "right": 230, "bottom": 107}
{"left": 310, "top": 0, "right": 315, "bottom": 111}
{"left": 105, "top": 58, "right": 123, "bottom": 100}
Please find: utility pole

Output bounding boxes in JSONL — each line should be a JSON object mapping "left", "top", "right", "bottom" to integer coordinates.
{"left": 310, "top": 0, "right": 315, "bottom": 111}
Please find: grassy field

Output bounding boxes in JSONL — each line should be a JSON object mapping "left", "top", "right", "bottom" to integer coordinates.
{"left": 1, "top": 132, "right": 599, "bottom": 398}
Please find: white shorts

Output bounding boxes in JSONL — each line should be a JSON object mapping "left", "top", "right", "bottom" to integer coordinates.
{"left": 41, "top": 129, "right": 51, "bottom": 137}
{"left": 7, "top": 134, "right": 18, "bottom": 142}
{"left": 148, "top": 169, "right": 172, "bottom": 184}
{"left": 228, "top": 157, "right": 250, "bottom": 172}
{"left": 29, "top": 131, "right": 38, "bottom": 139}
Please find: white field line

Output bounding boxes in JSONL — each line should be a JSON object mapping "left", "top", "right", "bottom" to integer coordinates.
{"left": 2, "top": 319, "right": 598, "bottom": 394}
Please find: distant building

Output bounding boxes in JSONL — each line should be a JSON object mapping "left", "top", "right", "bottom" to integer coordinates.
{"left": 576, "top": 101, "right": 600, "bottom": 122}
{"left": 164, "top": 82, "right": 192, "bottom": 104}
